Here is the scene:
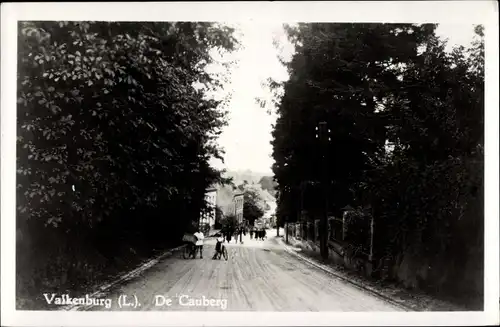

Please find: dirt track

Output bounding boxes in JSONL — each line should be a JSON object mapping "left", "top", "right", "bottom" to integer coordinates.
{"left": 89, "top": 233, "right": 402, "bottom": 311}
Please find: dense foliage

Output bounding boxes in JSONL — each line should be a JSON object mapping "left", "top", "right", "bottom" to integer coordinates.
{"left": 343, "top": 209, "right": 371, "bottom": 255}
{"left": 243, "top": 187, "right": 265, "bottom": 226}
{"left": 16, "top": 21, "right": 238, "bottom": 308}
{"left": 258, "top": 176, "right": 278, "bottom": 196}
{"left": 270, "top": 23, "right": 484, "bottom": 304}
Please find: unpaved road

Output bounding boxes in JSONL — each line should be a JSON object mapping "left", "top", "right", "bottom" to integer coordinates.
{"left": 90, "top": 233, "right": 402, "bottom": 311}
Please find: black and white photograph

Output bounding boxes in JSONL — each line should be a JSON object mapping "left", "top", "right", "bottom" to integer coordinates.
{"left": 1, "top": 1, "right": 498, "bottom": 326}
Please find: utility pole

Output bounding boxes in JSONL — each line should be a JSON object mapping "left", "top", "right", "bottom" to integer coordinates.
{"left": 284, "top": 185, "right": 290, "bottom": 243}
{"left": 285, "top": 215, "right": 289, "bottom": 244}
{"left": 300, "top": 181, "right": 305, "bottom": 221}
{"left": 276, "top": 192, "right": 280, "bottom": 237}
{"left": 297, "top": 184, "right": 301, "bottom": 226}
{"left": 316, "top": 121, "right": 330, "bottom": 261}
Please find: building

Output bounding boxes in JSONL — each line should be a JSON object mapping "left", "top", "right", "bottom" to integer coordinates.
{"left": 270, "top": 214, "right": 277, "bottom": 228}
{"left": 233, "top": 192, "right": 244, "bottom": 225}
{"left": 200, "top": 187, "right": 217, "bottom": 231}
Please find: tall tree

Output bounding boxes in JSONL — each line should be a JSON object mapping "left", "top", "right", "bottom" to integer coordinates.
{"left": 271, "top": 23, "right": 436, "bottom": 220}
{"left": 269, "top": 22, "right": 484, "bottom": 302}
{"left": 236, "top": 183, "right": 266, "bottom": 227}
{"left": 243, "top": 190, "right": 265, "bottom": 227}
{"left": 17, "top": 21, "right": 237, "bottom": 232}
{"left": 16, "top": 21, "right": 238, "bottom": 308}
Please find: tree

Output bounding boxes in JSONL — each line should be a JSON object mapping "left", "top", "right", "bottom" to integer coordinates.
{"left": 243, "top": 188, "right": 265, "bottom": 227}
{"left": 16, "top": 21, "right": 239, "bottom": 308}
{"left": 18, "top": 20, "right": 238, "bottom": 229}
{"left": 365, "top": 26, "right": 484, "bottom": 264}
{"left": 268, "top": 22, "right": 484, "bottom": 303}
{"left": 270, "top": 23, "right": 436, "bottom": 222}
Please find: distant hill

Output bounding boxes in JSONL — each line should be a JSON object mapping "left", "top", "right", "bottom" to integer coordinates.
{"left": 223, "top": 169, "right": 269, "bottom": 187}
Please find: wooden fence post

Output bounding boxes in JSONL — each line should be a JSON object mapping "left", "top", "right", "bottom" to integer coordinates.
{"left": 369, "top": 215, "right": 374, "bottom": 262}
{"left": 342, "top": 212, "right": 346, "bottom": 241}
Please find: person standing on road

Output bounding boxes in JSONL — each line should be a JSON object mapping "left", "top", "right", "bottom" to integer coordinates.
{"left": 193, "top": 229, "right": 204, "bottom": 259}
{"left": 250, "top": 228, "right": 254, "bottom": 239}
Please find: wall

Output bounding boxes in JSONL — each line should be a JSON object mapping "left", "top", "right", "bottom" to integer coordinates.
{"left": 285, "top": 221, "right": 368, "bottom": 273}
{"left": 285, "top": 217, "right": 483, "bottom": 308}
{"left": 286, "top": 219, "right": 373, "bottom": 276}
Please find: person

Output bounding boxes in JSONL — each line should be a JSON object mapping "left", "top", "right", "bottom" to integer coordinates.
{"left": 238, "top": 228, "right": 243, "bottom": 244}
{"left": 193, "top": 229, "right": 204, "bottom": 259}
{"left": 263, "top": 229, "right": 267, "bottom": 240}
{"left": 250, "top": 229, "right": 254, "bottom": 239}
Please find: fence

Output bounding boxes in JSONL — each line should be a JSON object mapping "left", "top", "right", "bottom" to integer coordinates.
{"left": 285, "top": 213, "right": 373, "bottom": 261}
{"left": 285, "top": 214, "right": 375, "bottom": 277}
{"left": 286, "top": 217, "right": 344, "bottom": 243}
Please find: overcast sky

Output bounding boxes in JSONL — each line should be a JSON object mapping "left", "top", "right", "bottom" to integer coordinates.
{"left": 208, "top": 23, "right": 479, "bottom": 175}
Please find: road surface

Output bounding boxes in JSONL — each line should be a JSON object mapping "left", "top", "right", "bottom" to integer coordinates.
{"left": 90, "top": 232, "right": 402, "bottom": 311}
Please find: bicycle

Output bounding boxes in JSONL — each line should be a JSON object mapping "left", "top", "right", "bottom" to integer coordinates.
{"left": 212, "top": 239, "right": 228, "bottom": 261}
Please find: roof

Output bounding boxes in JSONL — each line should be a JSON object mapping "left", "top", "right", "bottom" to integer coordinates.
{"left": 206, "top": 187, "right": 217, "bottom": 193}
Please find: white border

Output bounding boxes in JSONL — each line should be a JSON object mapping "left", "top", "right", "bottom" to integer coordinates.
{"left": 1, "top": 1, "right": 499, "bottom": 326}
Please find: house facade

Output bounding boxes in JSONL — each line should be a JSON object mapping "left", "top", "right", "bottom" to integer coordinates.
{"left": 200, "top": 187, "right": 217, "bottom": 231}
{"left": 269, "top": 214, "right": 277, "bottom": 228}
{"left": 233, "top": 192, "right": 244, "bottom": 225}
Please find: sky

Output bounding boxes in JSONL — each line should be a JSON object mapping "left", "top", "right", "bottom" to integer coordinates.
{"left": 208, "top": 23, "right": 479, "bottom": 175}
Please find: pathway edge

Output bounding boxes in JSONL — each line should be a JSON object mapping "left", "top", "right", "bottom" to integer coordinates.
{"left": 61, "top": 244, "right": 187, "bottom": 311}
{"left": 276, "top": 236, "right": 414, "bottom": 312}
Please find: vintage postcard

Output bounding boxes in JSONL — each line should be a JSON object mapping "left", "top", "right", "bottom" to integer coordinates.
{"left": 1, "top": 1, "right": 499, "bottom": 326}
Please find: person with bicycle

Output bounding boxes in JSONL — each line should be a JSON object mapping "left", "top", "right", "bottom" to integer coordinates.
{"left": 212, "top": 235, "right": 228, "bottom": 260}
{"left": 182, "top": 222, "right": 203, "bottom": 259}
{"left": 193, "top": 229, "right": 204, "bottom": 259}
{"left": 213, "top": 235, "right": 224, "bottom": 258}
